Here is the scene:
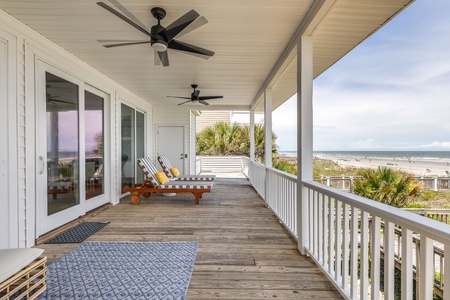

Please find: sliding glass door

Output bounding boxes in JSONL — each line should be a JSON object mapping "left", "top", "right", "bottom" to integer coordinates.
{"left": 38, "top": 64, "right": 110, "bottom": 235}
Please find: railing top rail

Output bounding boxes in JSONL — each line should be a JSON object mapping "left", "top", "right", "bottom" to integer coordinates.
{"left": 266, "top": 167, "right": 297, "bottom": 181}
{"left": 303, "top": 180, "right": 450, "bottom": 244}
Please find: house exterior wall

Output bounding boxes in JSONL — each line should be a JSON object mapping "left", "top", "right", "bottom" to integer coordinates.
{"left": 153, "top": 106, "right": 193, "bottom": 173}
{"left": 195, "top": 110, "right": 231, "bottom": 132}
{"left": 0, "top": 10, "right": 153, "bottom": 248}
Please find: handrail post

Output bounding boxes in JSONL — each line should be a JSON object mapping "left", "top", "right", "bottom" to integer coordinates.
{"left": 297, "top": 34, "right": 313, "bottom": 255}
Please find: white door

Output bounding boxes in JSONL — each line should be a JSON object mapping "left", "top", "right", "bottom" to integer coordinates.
{"left": 157, "top": 126, "right": 185, "bottom": 173}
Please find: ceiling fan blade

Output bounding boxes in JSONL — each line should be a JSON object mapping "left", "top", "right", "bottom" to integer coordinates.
{"left": 48, "top": 99, "right": 74, "bottom": 105}
{"left": 164, "top": 10, "right": 200, "bottom": 41}
{"left": 168, "top": 40, "right": 214, "bottom": 58}
{"left": 167, "top": 96, "right": 191, "bottom": 99}
{"left": 154, "top": 50, "right": 161, "bottom": 66}
{"left": 107, "top": 0, "right": 149, "bottom": 32}
{"left": 199, "top": 100, "right": 210, "bottom": 106}
{"left": 158, "top": 51, "right": 169, "bottom": 67}
{"left": 102, "top": 41, "right": 150, "bottom": 48}
{"left": 198, "top": 96, "right": 223, "bottom": 100}
{"left": 175, "top": 16, "right": 208, "bottom": 39}
{"left": 97, "top": 39, "right": 145, "bottom": 43}
{"left": 97, "top": 2, "right": 150, "bottom": 37}
{"left": 178, "top": 100, "right": 192, "bottom": 106}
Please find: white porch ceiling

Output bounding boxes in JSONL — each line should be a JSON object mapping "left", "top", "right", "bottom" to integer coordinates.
{"left": 0, "top": 0, "right": 413, "bottom": 110}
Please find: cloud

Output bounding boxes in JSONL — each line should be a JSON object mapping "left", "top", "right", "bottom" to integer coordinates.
{"left": 273, "top": 0, "right": 450, "bottom": 152}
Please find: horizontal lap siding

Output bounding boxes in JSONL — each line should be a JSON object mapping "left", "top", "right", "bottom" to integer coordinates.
{"left": 199, "top": 156, "right": 243, "bottom": 173}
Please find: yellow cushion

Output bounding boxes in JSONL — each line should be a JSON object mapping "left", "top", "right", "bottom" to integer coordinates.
{"left": 156, "top": 172, "right": 169, "bottom": 184}
{"left": 170, "top": 167, "right": 180, "bottom": 177}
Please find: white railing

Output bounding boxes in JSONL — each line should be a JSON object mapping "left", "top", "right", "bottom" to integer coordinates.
{"left": 303, "top": 180, "right": 450, "bottom": 300}
{"left": 198, "top": 156, "right": 450, "bottom": 298}
{"left": 266, "top": 168, "right": 297, "bottom": 237}
{"left": 318, "top": 175, "right": 450, "bottom": 192}
{"left": 243, "top": 159, "right": 450, "bottom": 299}
{"left": 242, "top": 156, "right": 250, "bottom": 177}
{"left": 249, "top": 161, "right": 265, "bottom": 199}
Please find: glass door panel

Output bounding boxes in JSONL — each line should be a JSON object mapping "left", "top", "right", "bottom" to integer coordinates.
{"left": 136, "top": 111, "right": 145, "bottom": 184}
{"left": 46, "top": 72, "right": 79, "bottom": 215}
{"left": 85, "top": 91, "right": 104, "bottom": 200}
{"left": 121, "top": 104, "right": 135, "bottom": 189}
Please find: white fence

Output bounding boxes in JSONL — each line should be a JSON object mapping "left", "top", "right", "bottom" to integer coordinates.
{"left": 318, "top": 175, "right": 450, "bottom": 192}
{"left": 197, "top": 156, "right": 450, "bottom": 299}
{"left": 197, "top": 156, "right": 243, "bottom": 172}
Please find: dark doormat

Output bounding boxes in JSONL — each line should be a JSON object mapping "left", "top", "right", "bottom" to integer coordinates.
{"left": 46, "top": 221, "right": 110, "bottom": 244}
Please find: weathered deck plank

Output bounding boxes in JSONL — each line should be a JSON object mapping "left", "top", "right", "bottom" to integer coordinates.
{"left": 37, "top": 179, "right": 343, "bottom": 299}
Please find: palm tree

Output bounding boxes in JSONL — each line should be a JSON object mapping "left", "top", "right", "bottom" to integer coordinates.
{"left": 196, "top": 122, "right": 277, "bottom": 160}
{"left": 353, "top": 167, "right": 422, "bottom": 208}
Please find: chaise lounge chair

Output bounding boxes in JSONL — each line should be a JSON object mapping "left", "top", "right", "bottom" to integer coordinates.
{"left": 122, "top": 157, "right": 213, "bottom": 205}
{"left": 157, "top": 154, "right": 215, "bottom": 181}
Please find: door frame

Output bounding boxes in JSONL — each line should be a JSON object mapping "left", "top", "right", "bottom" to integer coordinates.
{"left": 84, "top": 84, "right": 110, "bottom": 211}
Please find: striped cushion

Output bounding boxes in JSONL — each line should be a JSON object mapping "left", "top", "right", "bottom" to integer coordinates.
{"left": 137, "top": 157, "right": 160, "bottom": 187}
{"left": 176, "top": 175, "right": 216, "bottom": 181}
{"left": 158, "top": 182, "right": 213, "bottom": 189}
{"left": 157, "top": 155, "right": 174, "bottom": 178}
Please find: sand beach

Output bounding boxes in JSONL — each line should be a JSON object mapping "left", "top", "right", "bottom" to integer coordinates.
{"left": 315, "top": 152, "right": 450, "bottom": 177}
{"left": 278, "top": 151, "right": 450, "bottom": 177}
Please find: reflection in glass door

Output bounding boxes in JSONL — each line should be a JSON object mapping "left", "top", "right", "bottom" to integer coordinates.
{"left": 46, "top": 72, "right": 79, "bottom": 215}
{"left": 85, "top": 91, "right": 104, "bottom": 200}
{"left": 121, "top": 104, "right": 145, "bottom": 189}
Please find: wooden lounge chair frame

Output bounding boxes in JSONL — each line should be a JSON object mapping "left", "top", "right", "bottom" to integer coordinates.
{"left": 122, "top": 158, "right": 212, "bottom": 205}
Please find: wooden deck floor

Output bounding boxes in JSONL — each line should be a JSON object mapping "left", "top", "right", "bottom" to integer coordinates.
{"left": 37, "top": 177, "right": 343, "bottom": 299}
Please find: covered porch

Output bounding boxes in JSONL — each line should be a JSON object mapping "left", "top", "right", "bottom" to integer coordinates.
{"left": 2, "top": 0, "right": 448, "bottom": 299}
{"left": 37, "top": 176, "right": 342, "bottom": 299}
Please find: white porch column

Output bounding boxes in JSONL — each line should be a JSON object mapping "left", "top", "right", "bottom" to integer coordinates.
{"left": 250, "top": 109, "right": 255, "bottom": 161}
{"left": 264, "top": 89, "right": 272, "bottom": 168}
{"left": 297, "top": 35, "right": 314, "bottom": 255}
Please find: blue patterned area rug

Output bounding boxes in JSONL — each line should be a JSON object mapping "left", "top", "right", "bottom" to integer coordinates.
{"left": 37, "top": 241, "right": 198, "bottom": 299}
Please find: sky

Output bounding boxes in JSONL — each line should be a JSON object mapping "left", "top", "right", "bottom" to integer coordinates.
{"left": 272, "top": 0, "right": 450, "bottom": 152}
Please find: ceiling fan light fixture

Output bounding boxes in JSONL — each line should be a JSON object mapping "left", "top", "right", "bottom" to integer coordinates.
{"left": 151, "top": 40, "right": 167, "bottom": 52}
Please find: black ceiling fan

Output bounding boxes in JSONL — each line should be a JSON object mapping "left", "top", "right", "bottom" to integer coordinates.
{"left": 168, "top": 84, "right": 223, "bottom": 106}
{"left": 96, "top": 1, "right": 214, "bottom": 67}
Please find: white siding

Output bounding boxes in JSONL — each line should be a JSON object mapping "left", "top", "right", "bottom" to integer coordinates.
{"left": 0, "top": 11, "right": 153, "bottom": 247}
{"left": 196, "top": 110, "right": 230, "bottom": 132}
{"left": 0, "top": 29, "right": 19, "bottom": 248}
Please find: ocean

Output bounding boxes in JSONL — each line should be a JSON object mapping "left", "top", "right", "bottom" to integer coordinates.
{"left": 279, "top": 151, "right": 450, "bottom": 163}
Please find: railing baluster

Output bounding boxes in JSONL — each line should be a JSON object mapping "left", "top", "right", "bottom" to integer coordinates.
{"left": 445, "top": 244, "right": 450, "bottom": 300}
{"left": 371, "top": 216, "right": 381, "bottom": 299}
{"left": 419, "top": 236, "right": 434, "bottom": 299}
{"left": 335, "top": 200, "right": 342, "bottom": 283}
{"left": 384, "top": 221, "right": 395, "bottom": 300}
{"left": 323, "top": 194, "right": 329, "bottom": 271}
{"left": 361, "top": 211, "right": 369, "bottom": 300}
{"left": 342, "top": 203, "right": 350, "bottom": 291}
{"left": 401, "top": 229, "right": 413, "bottom": 300}
{"left": 350, "top": 207, "right": 359, "bottom": 299}
{"left": 318, "top": 192, "right": 323, "bottom": 264}
{"left": 329, "top": 197, "right": 335, "bottom": 275}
